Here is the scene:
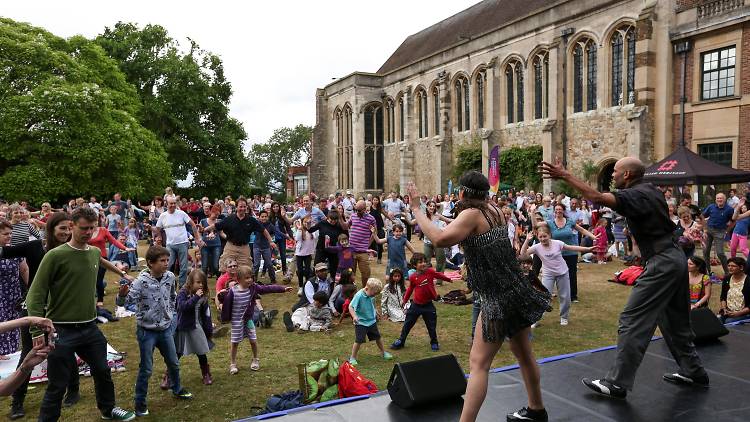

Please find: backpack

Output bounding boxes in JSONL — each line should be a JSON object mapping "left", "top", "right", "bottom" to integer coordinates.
{"left": 337, "top": 361, "right": 378, "bottom": 398}
{"left": 263, "top": 390, "right": 304, "bottom": 413}
{"left": 442, "top": 289, "right": 473, "bottom": 305}
{"left": 613, "top": 266, "right": 645, "bottom": 286}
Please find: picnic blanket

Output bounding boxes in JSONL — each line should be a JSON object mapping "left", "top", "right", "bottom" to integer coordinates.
{"left": 443, "top": 270, "right": 463, "bottom": 281}
{"left": 0, "top": 343, "right": 126, "bottom": 383}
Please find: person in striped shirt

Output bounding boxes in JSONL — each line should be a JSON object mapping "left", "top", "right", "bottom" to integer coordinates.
{"left": 348, "top": 201, "right": 376, "bottom": 286}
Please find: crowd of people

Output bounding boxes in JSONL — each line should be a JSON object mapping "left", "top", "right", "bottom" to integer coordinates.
{"left": 1, "top": 166, "right": 749, "bottom": 422}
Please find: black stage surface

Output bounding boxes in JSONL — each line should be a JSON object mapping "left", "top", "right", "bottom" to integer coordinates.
{"left": 244, "top": 323, "right": 750, "bottom": 421}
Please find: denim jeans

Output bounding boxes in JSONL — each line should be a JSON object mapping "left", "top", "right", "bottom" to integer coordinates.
{"left": 275, "top": 239, "right": 288, "bottom": 273}
{"left": 127, "top": 250, "right": 138, "bottom": 268}
{"left": 39, "top": 323, "right": 115, "bottom": 422}
{"left": 167, "top": 242, "right": 189, "bottom": 288}
{"left": 134, "top": 326, "right": 182, "bottom": 406}
{"left": 201, "top": 245, "right": 221, "bottom": 277}
{"left": 253, "top": 247, "right": 276, "bottom": 282}
{"left": 471, "top": 298, "right": 481, "bottom": 339}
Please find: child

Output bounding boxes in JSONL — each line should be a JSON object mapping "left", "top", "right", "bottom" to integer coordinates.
{"left": 381, "top": 268, "right": 406, "bottom": 322}
{"left": 520, "top": 226, "right": 593, "bottom": 326}
{"left": 294, "top": 216, "right": 316, "bottom": 292}
{"left": 253, "top": 210, "right": 289, "bottom": 283}
{"left": 175, "top": 270, "right": 215, "bottom": 385}
{"left": 106, "top": 205, "right": 122, "bottom": 238}
{"left": 308, "top": 291, "right": 334, "bottom": 331}
{"left": 348, "top": 278, "right": 393, "bottom": 365}
{"left": 373, "top": 224, "right": 415, "bottom": 276}
{"left": 592, "top": 218, "right": 609, "bottom": 264}
{"left": 122, "top": 218, "right": 141, "bottom": 268}
{"left": 326, "top": 233, "right": 376, "bottom": 277}
{"left": 390, "top": 253, "right": 451, "bottom": 351}
{"left": 117, "top": 246, "right": 192, "bottom": 417}
{"left": 338, "top": 284, "right": 357, "bottom": 324}
{"left": 220, "top": 265, "right": 292, "bottom": 374}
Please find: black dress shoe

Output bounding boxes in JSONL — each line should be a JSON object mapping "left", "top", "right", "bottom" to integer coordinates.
{"left": 63, "top": 390, "right": 81, "bottom": 407}
{"left": 507, "top": 406, "right": 548, "bottom": 421}
{"left": 582, "top": 378, "right": 627, "bottom": 399}
{"left": 663, "top": 372, "right": 709, "bottom": 388}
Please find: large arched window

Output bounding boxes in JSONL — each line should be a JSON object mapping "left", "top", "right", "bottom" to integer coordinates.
{"left": 336, "top": 105, "right": 353, "bottom": 189}
{"left": 475, "top": 70, "right": 486, "bottom": 128}
{"left": 385, "top": 99, "right": 395, "bottom": 143}
{"left": 610, "top": 25, "right": 636, "bottom": 106}
{"left": 432, "top": 86, "right": 440, "bottom": 136}
{"left": 533, "top": 51, "right": 549, "bottom": 119}
{"left": 573, "top": 37, "right": 597, "bottom": 112}
{"left": 364, "top": 103, "right": 384, "bottom": 191}
{"left": 415, "top": 88, "right": 428, "bottom": 138}
{"left": 454, "top": 76, "right": 470, "bottom": 131}
{"left": 505, "top": 60, "right": 524, "bottom": 123}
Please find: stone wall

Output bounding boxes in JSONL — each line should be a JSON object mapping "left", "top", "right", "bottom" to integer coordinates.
{"left": 498, "top": 120, "right": 547, "bottom": 149}
{"left": 566, "top": 107, "right": 635, "bottom": 172}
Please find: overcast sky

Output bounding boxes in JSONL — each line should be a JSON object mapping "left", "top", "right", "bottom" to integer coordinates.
{"left": 4, "top": 0, "right": 477, "bottom": 149}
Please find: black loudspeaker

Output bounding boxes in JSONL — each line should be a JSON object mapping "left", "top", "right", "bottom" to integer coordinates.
{"left": 690, "top": 307, "right": 729, "bottom": 343}
{"left": 387, "top": 354, "right": 467, "bottom": 408}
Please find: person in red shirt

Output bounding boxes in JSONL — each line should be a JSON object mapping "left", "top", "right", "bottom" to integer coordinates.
{"left": 390, "top": 253, "right": 451, "bottom": 351}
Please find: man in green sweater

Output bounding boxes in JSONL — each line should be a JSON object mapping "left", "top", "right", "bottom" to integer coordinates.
{"left": 26, "top": 207, "right": 135, "bottom": 422}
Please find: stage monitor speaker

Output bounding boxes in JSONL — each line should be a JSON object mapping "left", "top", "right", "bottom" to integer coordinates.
{"left": 690, "top": 307, "right": 728, "bottom": 343}
{"left": 387, "top": 354, "right": 466, "bottom": 408}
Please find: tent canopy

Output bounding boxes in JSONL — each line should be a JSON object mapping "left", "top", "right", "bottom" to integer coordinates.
{"left": 643, "top": 146, "right": 750, "bottom": 185}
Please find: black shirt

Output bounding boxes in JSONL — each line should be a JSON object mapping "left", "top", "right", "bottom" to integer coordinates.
{"left": 0, "top": 240, "right": 45, "bottom": 294}
{"left": 613, "top": 181, "right": 675, "bottom": 259}
{"left": 308, "top": 220, "right": 346, "bottom": 252}
{"left": 215, "top": 214, "right": 265, "bottom": 246}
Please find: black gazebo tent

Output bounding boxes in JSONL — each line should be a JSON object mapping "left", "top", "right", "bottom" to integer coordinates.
{"left": 643, "top": 146, "right": 750, "bottom": 186}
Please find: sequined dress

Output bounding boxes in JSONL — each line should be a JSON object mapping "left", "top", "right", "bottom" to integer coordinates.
{"left": 461, "top": 208, "right": 551, "bottom": 342}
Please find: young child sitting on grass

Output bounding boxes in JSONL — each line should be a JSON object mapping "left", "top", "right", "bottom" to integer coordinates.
{"left": 294, "top": 291, "right": 334, "bottom": 332}
{"left": 348, "top": 278, "right": 393, "bottom": 365}
{"left": 117, "top": 246, "right": 193, "bottom": 417}
{"left": 390, "top": 253, "right": 451, "bottom": 351}
{"left": 220, "top": 265, "right": 292, "bottom": 374}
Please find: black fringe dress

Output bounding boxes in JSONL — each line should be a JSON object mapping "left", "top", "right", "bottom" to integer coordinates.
{"left": 461, "top": 208, "right": 551, "bottom": 342}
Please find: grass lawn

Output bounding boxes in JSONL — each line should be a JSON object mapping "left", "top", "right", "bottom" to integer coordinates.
{"left": 2, "top": 242, "right": 724, "bottom": 421}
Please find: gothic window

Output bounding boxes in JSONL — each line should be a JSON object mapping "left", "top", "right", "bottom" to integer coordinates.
{"left": 364, "top": 104, "right": 384, "bottom": 191}
{"left": 533, "top": 51, "right": 549, "bottom": 119}
{"left": 476, "top": 71, "right": 486, "bottom": 128}
{"left": 416, "top": 89, "right": 428, "bottom": 138}
{"left": 505, "top": 60, "right": 524, "bottom": 123}
{"left": 398, "top": 96, "right": 405, "bottom": 141}
{"left": 345, "top": 105, "right": 353, "bottom": 189}
{"left": 335, "top": 109, "right": 343, "bottom": 189}
{"left": 385, "top": 99, "right": 395, "bottom": 143}
{"left": 701, "top": 45, "right": 736, "bottom": 100}
{"left": 455, "top": 76, "right": 470, "bottom": 131}
{"left": 432, "top": 86, "right": 440, "bottom": 135}
{"left": 610, "top": 25, "right": 636, "bottom": 106}
{"left": 572, "top": 37, "right": 597, "bottom": 112}
{"left": 336, "top": 105, "right": 353, "bottom": 190}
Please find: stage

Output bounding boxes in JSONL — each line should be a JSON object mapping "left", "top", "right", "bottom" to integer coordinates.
{"left": 243, "top": 323, "right": 750, "bottom": 421}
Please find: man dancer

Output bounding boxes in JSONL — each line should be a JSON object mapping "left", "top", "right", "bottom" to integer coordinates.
{"left": 26, "top": 208, "right": 135, "bottom": 421}
{"left": 541, "top": 157, "right": 707, "bottom": 398}
{"left": 155, "top": 198, "right": 203, "bottom": 288}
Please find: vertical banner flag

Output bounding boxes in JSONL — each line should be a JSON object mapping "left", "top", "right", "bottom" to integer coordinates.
{"left": 488, "top": 145, "right": 500, "bottom": 196}
{"left": 448, "top": 179, "right": 453, "bottom": 195}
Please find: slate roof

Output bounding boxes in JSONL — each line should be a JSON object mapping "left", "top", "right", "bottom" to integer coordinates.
{"left": 377, "top": 0, "right": 554, "bottom": 74}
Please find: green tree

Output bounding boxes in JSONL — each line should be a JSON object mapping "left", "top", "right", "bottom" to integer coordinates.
{"left": 452, "top": 137, "right": 483, "bottom": 180}
{"left": 0, "top": 18, "right": 171, "bottom": 203}
{"left": 247, "top": 124, "right": 312, "bottom": 193}
{"left": 95, "top": 22, "right": 251, "bottom": 198}
{"left": 499, "top": 145, "right": 543, "bottom": 190}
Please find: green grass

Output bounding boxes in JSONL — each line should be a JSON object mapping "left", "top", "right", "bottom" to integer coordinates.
{"left": 1, "top": 243, "right": 724, "bottom": 421}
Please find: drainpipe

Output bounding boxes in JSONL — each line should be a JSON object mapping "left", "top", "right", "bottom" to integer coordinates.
{"left": 560, "top": 28, "right": 575, "bottom": 166}
{"left": 675, "top": 40, "right": 691, "bottom": 148}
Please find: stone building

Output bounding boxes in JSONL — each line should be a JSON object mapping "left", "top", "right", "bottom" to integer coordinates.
{"left": 311, "top": 0, "right": 750, "bottom": 196}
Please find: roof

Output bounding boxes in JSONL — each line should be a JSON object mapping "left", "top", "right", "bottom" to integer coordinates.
{"left": 377, "top": 0, "right": 554, "bottom": 74}
{"left": 644, "top": 146, "right": 750, "bottom": 185}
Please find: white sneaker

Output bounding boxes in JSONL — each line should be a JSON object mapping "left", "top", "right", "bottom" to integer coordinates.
{"left": 531, "top": 322, "right": 539, "bottom": 329}
{"left": 560, "top": 318, "right": 569, "bottom": 326}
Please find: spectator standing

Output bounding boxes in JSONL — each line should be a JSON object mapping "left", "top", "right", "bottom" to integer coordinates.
{"left": 349, "top": 201, "right": 377, "bottom": 286}
{"left": 155, "top": 198, "right": 203, "bottom": 288}
{"left": 702, "top": 193, "right": 735, "bottom": 275}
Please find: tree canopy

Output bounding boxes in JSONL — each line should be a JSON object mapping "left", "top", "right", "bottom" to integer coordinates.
{"left": 0, "top": 18, "right": 171, "bottom": 203}
{"left": 95, "top": 22, "right": 252, "bottom": 198}
{"left": 247, "top": 124, "right": 312, "bottom": 193}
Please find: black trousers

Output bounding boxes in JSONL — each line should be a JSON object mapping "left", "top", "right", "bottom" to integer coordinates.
{"left": 96, "top": 265, "right": 106, "bottom": 303}
{"left": 563, "top": 254, "right": 579, "bottom": 300}
{"left": 296, "top": 255, "right": 312, "bottom": 288}
{"left": 398, "top": 302, "right": 438, "bottom": 345}
{"left": 314, "top": 250, "right": 338, "bottom": 277}
{"left": 12, "top": 310, "right": 79, "bottom": 407}
{"left": 39, "top": 323, "right": 116, "bottom": 422}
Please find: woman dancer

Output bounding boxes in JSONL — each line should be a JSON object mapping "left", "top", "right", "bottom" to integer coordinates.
{"left": 407, "top": 171, "right": 551, "bottom": 422}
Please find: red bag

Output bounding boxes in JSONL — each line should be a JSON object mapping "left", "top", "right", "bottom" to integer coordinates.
{"left": 337, "top": 361, "right": 378, "bottom": 398}
{"left": 613, "top": 265, "right": 645, "bottom": 286}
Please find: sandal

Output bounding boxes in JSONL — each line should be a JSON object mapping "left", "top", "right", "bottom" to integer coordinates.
{"left": 229, "top": 364, "right": 238, "bottom": 375}
{"left": 250, "top": 358, "right": 260, "bottom": 371}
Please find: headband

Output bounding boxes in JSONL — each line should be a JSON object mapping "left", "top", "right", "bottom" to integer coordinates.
{"left": 459, "top": 185, "right": 488, "bottom": 196}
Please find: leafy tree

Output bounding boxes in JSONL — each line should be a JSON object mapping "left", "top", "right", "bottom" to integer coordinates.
{"left": 95, "top": 22, "right": 251, "bottom": 198}
{"left": 0, "top": 18, "right": 171, "bottom": 204}
{"left": 247, "top": 124, "right": 312, "bottom": 193}
{"left": 452, "top": 137, "right": 483, "bottom": 180}
{"left": 499, "top": 145, "right": 543, "bottom": 191}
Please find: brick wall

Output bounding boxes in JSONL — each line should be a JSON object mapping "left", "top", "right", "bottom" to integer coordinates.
{"left": 739, "top": 106, "right": 750, "bottom": 170}
{"left": 672, "top": 112, "right": 693, "bottom": 149}
{"left": 675, "top": 0, "right": 702, "bottom": 13}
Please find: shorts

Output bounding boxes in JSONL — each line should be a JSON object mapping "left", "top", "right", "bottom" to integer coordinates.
{"left": 354, "top": 323, "right": 381, "bottom": 344}
{"left": 231, "top": 319, "right": 257, "bottom": 343}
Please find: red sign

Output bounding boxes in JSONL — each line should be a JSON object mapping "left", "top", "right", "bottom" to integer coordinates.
{"left": 658, "top": 160, "right": 678, "bottom": 171}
